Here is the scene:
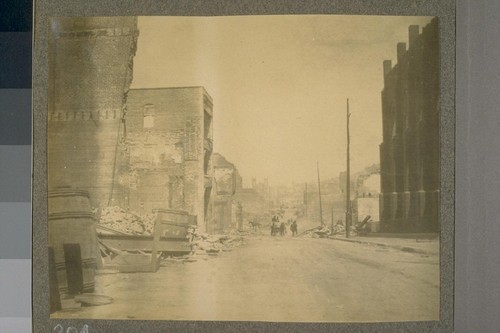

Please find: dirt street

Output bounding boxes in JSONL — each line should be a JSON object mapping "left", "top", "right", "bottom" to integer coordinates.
{"left": 54, "top": 235, "right": 439, "bottom": 322}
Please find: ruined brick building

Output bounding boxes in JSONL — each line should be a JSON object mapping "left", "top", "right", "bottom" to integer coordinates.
{"left": 212, "top": 153, "right": 243, "bottom": 233}
{"left": 123, "top": 87, "right": 214, "bottom": 233}
{"left": 379, "top": 18, "right": 439, "bottom": 232}
{"left": 48, "top": 18, "right": 216, "bottom": 234}
{"left": 48, "top": 17, "right": 139, "bottom": 208}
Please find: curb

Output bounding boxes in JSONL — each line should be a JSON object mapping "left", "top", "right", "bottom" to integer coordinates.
{"left": 329, "top": 237, "right": 437, "bottom": 255}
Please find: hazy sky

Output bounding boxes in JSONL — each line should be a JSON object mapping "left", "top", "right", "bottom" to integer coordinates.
{"left": 130, "top": 15, "right": 433, "bottom": 187}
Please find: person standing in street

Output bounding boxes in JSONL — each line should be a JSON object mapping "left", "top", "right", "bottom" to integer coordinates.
{"left": 290, "top": 220, "right": 298, "bottom": 236}
{"left": 280, "top": 222, "right": 286, "bottom": 236}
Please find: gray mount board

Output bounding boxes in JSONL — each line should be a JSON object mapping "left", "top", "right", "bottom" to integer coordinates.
{"left": 455, "top": 0, "right": 500, "bottom": 332}
{"left": 32, "top": 0, "right": 455, "bottom": 332}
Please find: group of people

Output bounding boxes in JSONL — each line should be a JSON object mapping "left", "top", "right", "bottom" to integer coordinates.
{"left": 270, "top": 215, "right": 298, "bottom": 237}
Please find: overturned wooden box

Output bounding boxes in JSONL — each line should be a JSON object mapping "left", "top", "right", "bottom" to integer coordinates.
{"left": 98, "top": 209, "right": 196, "bottom": 272}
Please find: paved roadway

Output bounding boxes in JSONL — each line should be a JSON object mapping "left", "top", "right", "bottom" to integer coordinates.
{"left": 53, "top": 234, "right": 439, "bottom": 322}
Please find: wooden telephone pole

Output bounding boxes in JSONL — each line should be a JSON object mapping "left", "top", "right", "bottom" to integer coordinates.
{"left": 317, "top": 161, "right": 324, "bottom": 226}
{"left": 304, "top": 183, "right": 308, "bottom": 218}
{"left": 346, "top": 99, "right": 351, "bottom": 238}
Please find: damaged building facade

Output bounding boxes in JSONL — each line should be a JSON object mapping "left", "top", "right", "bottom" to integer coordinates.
{"left": 237, "top": 178, "right": 269, "bottom": 215}
{"left": 123, "top": 87, "right": 214, "bottom": 233}
{"left": 47, "top": 17, "right": 216, "bottom": 234}
{"left": 379, "top": 18, "right": 439, "bottom": 233}
{"left": 47, "top": 17, "right": 139, "bottom": 301}
{"left": 48, "top": 17, "right": 139, "bottom": 208}
{"left": 212, "top": 153, "right": 243, "bottom": 233}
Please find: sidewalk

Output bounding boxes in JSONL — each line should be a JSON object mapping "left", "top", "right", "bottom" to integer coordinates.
{"left": 329, "top": 234, "right": 439, "bottom": 255}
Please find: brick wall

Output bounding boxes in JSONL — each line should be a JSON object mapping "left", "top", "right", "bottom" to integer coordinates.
{"left": 48, "top": 17, "right": 138, "bottom": 208}
{"left": 379, "top": 18, "right": 439, "bottom": 232}
{"left": 124, "top": 87, "right": 213, "bottom": 232}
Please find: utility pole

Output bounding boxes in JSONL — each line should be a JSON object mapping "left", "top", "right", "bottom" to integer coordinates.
{"left": 304, "top": 182, "right": 308, "bottom": 218}
{"left": 317, "top": 161, "right": 324, "bottom": 226}
{"left": 331, "top": 205, "right": 334, "bottom": 232}
{"left": 346, "top": 98, "right": 351, "bottom": 238}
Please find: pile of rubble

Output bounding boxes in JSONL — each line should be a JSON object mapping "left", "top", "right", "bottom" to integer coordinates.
{"left": 300, "top": 224, "right": 358, "bottom": 238}
{"left": 191, "top": 231, "right": 246, "bottom": 255}
{"left": 96, "top": 206, "right": 155, "bottom": 235}
{"left": 160, "top": 231, "right": 247, "bottom": 266}
{"left": 300, "top": 225, "right": 332, "bottom": 238}
{"left": 331, "top": 223, "right": 346, "bottom": 235}
{"left": 141, "top": 212, "right": 156, "bottom": 235}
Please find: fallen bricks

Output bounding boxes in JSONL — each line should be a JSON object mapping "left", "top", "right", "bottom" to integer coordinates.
{"left": 95, "top": 206, "right": 156, "bottom": 236}
{"left": 96, "top": 207, "right": 248, "bottom": 266}
{"left": 190, "top": 231, "right": 247, "bottom": 256}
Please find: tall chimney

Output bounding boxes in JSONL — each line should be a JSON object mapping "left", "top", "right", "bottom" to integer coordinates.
{"left": 409, "top": 25, "right": 419, "bottom": 48}
{"left": 397, "top": 42, "right": 407, "bottom": 63}
{"left": 383, "top": 60, "right": 392, "bottom": 79}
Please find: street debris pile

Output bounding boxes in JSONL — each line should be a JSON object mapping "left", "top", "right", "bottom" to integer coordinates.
{"left": 91, "top": 207, "right": 248, "bottom": 274}
{"left": 96, "top": 206, "right": 156, "bottom": 235}
{"left": 300, "top": 224, "right": 358, "bottom": 238}
{"left": 300, "top": 225, "right": 332, "bottom": 238}
{"left": 160, "top": 230, "right": 247, "bottom": 265}
{"left": 331, "top": 224, "right": 347, "bottom": 234}
{"left": 191, "top": 231, "right": 247, "bottom": 255}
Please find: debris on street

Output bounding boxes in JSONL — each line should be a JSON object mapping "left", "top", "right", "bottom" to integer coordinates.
{"left": 299, "top": 224, "right": 359, "bottom": 238}
{"left": 190, "top": 230, "right": 247, "bottom": 256}
{"left": 95, "top": 206, "right": 156, "bottom": 235}
{"left": 92, "top": 204, "right": 250, "bottom": 273}
{"left": 299, "top": 225, "right": 332, "bottom": 238}
{"left": 331, "top": 224, "right": 347, "bottom": 235}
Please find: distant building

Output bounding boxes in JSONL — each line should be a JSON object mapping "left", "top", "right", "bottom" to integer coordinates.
{"left": 48, "top": 17, "right": 139, "bottom": 208}
{"left": 355, "top": 169, "right": 380, "bottom": 198}
{"left": 305, "top": 179, "right": 344, "bottom": 225}
{"left": 339, "top": 164, "right": 380, "bottom": 200}
{"left": 252, "top": 177, "right": 270, "bottom": 204}
{"left": 379, "top": 19, "right": 439, "bottom": 232}
{"left": 233, "top": 188, "right": 267, "bottom": 218}
{"left": 353, "top": 197, "right": 380, "bottom": 232}
{"left": 123, "top": 87, "right": 214, "bottom": 233}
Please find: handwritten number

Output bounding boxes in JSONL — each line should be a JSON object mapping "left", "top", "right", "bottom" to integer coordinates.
{"left": 53, "top": 324, "right": 89, "bottom": 333}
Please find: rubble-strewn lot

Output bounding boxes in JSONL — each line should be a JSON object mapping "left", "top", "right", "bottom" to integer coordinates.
{"left": 95, "top": 206, "right": 156, "bottom": 235}
{"left": 189, "top": 230, "right": 248, "bottom": 256}
{"left": 95, "top": 206, "right": 249, "bottom": 260}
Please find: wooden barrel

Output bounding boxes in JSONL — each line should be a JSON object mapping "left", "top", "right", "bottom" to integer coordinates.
{"left": 48, "top": 188, "right": 92, "bottom": 214}
{"left": 48, "top": 189, "right": 97, "bottom": 296}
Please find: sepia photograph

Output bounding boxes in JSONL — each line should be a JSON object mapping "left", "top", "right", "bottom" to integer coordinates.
{"left": 46, "top": 14, "right": 441, "bottom": 323}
